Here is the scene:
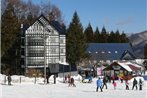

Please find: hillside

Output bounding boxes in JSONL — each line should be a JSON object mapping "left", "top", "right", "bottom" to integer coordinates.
{"left": 129, "top": 31, "right": 147, "bottom": 59}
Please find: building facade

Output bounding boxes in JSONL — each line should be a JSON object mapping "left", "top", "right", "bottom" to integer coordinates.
{"left": 21, "top": 15, "right": 66, "bottom": 76}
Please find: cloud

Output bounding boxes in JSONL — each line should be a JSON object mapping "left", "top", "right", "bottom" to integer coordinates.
{"left": 116, "top": 16, "right": 134, "bottom": 25}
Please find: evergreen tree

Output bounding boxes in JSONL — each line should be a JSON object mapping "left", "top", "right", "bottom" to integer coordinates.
{"left": 115, "top": 30, "right": 121, "bottom": 43}
{"left": 1, "top": 2, "right": 20, "bottom": 74}
{"left": 100, "top": 26, "right": 108, "bottom": 43}
{"left": 66, "top": 12, "right": 87, "bottom": 66}
{"left": 108, "top": 30, "right": 115, "bottom": 43}
{"left": 120, "top": 31, "right": 129, "bottom": 43}
{"left": 94, "top": 27, "right": 100, "bottom": 43}
{"left": 1, "top": 2, "right": 19, "bottom": 56}
{"left": 84, "top": 23, "right": 94, "bottom": 43}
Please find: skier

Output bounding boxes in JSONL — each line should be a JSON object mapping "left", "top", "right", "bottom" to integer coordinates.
{"left": 64, "top": 75, "right": 67, "bottom": 83}
{"left": 69, "top": 77, "right": 76, "bottom": 87}
{"left": 7, "top": 75, "right": 12, "bottom": 85}
{"left": 120, "top": 77, "right": 123, "bottom": 83}
{"left": 125, "top": 80, "right": 129, "bottom": 90}
{"left": 68, "top": 74, "right": 71, "bottom": 83}
{"left": 96, "top": 78, "right": 103, "bottom": 92}
{"left": 46, "top": 75, "right": 49, "bottom": 84}
{"left": 139, "top": 79, "right": 143, "bottom": 90}
{"left": 113, "top": 81, "right": 117, "bottom": 90}
{"left": 132, "top": 78, "right": 138, "bottom": 90}
{"left": 102, "top": 77, "right": 108, "bottom": 89}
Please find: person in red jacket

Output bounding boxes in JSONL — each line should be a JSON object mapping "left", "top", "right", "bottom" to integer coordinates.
{"left": 113, "top": 81, "right": 117, "bottom": 90}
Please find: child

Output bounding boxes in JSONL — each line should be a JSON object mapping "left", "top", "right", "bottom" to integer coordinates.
{"left": 125, "top": 80, "right": 129, "bottom": 90}
{"left": 113, "top": 81, "right": 117, "bottom": 90}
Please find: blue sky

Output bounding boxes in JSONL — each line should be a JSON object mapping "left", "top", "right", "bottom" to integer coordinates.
{"left": 32, "top": 0, "right": 146, "bottom": 34}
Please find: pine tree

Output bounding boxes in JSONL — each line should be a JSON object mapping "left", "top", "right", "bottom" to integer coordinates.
{"left": 66, "top": 12, "right": 87, "bottom": 66}
{"left": 94, "top": 27, "right": 100, "bottom": 43}
{"left": 115, "top": 30, "right": 121, "bottom": 43}
{"left": 100, "top": 26, "right": 108, "bottom": 43}
{"left": 108, "top": 30, "right": 115, "bottom": 43}
{"left": 1, "top": 2, "right": 20, "bottom": 74}
{"left": 120, "top": 31, "right": 129, "bottom": 43}
{"left": 84, "top": 23, "right": 94, "bottom": 43}
{"left": 1, "top": 2, "right": 19, "bottom": 56}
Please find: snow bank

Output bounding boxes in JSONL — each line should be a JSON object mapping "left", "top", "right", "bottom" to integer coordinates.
{"left": 73, "top": 74, "right": 82, "bottom": 81}
{"left": 0, "top": 74, "right": 83, "bottom": 84}
{"left": 0, "top": 74, "right": 6, "bottom": 84}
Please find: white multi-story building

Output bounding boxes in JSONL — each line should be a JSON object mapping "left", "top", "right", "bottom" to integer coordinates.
{"left": 21, "top": 15, "right": 66, "bottom": 76}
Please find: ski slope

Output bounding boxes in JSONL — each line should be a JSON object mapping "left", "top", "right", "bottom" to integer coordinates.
{"left": 1, "top": 74, "right": 147, "bottom": 98}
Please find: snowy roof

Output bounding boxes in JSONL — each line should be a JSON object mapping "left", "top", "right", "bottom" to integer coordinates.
{"left": 118, "top": 62, "right": 133, "bottom": 72}
{"left": 103, "top": 61, "right": 141, "bottom": 72}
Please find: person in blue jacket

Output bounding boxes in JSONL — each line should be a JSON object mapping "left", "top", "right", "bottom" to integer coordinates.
{"left": 96, "top": 77, "right": 103, "bottom": 92}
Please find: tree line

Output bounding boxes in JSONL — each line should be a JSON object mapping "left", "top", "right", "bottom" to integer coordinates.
{"left": 84, "top": 23, "right": 128, "bottom": 43}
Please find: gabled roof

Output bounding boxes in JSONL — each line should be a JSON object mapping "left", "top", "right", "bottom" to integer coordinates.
{"left": 87, "top": 43, "right": 135, "bottom": 60}
{"left": 22, "top": 14, "right": 66, "bottom": 35}
{"left": 120, "top": 50, "right": 136, "bottom": 60}
{"left": 103, "top": 61, "right": 141, "bottom": 72}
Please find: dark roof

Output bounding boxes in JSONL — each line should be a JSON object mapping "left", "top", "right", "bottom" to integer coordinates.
{"left": 50, "top": 20, "right": 66, "bottom": 35}
{"left": 87, "top": 43, "right": 135, "bottom": 60}
{"left": 39, "top": 14, "right": 66, "bottom": 35}
{"left": 120, "top": 50, "right": 136, "bottom": 60}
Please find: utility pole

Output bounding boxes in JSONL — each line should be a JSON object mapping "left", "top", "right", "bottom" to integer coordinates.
{"left": 44, "top": 30, "right": 47, "bottom": 84}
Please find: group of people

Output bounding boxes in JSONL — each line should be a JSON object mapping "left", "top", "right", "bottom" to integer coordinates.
{"left": 131, "top": 78, "right": 143, "bottom": 90}
{"left": 123, "top": 78, "right": 143, "bottom": 90}
{"left": 96, "top": 76, "right": 144, "bottom": 92}
{"left": 64, "top": 74, "right": 76, "bottom": 87}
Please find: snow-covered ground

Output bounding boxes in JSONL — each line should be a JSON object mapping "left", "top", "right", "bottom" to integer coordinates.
{"left": 1, "top": 74, "right": 147, "bottom": 98}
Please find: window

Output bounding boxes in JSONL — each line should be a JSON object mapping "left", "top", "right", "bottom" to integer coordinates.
{"left": 51, "top": 58, "right": 56, "bottom": 63}
{"left": 60, "top": 49, "right": 64, "bottom": 53}
{"left": 51, "top": 48, "right": 56, "bottom": 54}
{"left": 50, "top": 38, "right": 55, "bottom": 43}
{"left": 60, "top": 57, "right": 64, "bottom": 63}
{"left": 60, "top": 39, "right": 64, "bottom": 44}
